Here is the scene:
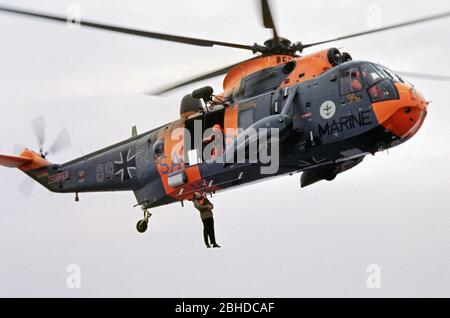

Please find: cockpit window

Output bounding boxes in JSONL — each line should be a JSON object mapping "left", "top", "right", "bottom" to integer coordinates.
{"left": 340, "top": 67, "right": 363, "bottom": 95}
{"left": 361, "top": 63, "right": 387, "bottom": 86}
{"left": 360, "top": 63, "right": 399, "bottom": 103}
{"left": 368, "top": 80, "right": 398, "bottom": 102}
{"left": 361, "top": 63, "right": 404, "bottom": 86}
{"left": 383, "top": 67, "right": 404, "bottom": 83}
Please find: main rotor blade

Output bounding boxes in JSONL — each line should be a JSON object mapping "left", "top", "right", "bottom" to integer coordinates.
{"left": 0, "top": 5, "right": 254, "bottom": 51}
{"left": 395, "top": 71, "right": 450, "bottom": 82}
{"left": 150, "top": 60, "right": 251, "bottom": 95}
{"left": 261, "top": 0, "right": 279, "bottom": 43}
{"left": 48, "top": 127, "right": 71, "bottom": 154}
{"left": 31, "top": 116, "right": 45, "bottom": 151}
{"left": 302, "top": 11, "right": 450, "bottom": 49}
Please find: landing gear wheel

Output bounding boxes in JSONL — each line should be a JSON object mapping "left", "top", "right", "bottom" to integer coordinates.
{"left": 136, "top": 207, "right": 152, "bottom": 233}
{"left": 136, "top": 219, "right": 148, "bottom": 233}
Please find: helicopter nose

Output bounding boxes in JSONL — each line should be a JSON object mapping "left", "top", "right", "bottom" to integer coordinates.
{"left": 372, "top": 84, "right": 428, "bottom": 140}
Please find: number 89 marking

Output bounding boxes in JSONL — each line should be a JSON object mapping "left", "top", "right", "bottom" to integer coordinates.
{"left": 96, "top": 162, "right": 114, "bottom": 183}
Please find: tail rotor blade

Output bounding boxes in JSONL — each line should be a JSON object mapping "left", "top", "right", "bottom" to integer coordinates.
{"left": 31, "top": 116, "right": 46, "bottom": 151}
{"left": 13, "top": 143, "right": 26, "bottom": 155}
{"left": 48, "top": 127, "right": 71, "bottom": 154}
{"left": 18, "top": 177, "right": 34, "bottom": 198}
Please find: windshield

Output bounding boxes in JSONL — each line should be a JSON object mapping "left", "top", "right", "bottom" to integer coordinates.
{"left": 359, "top": 63, "right": 399, "bottom": 103}
{"left": 382, "top": 66, "right": 404, "bottom": 83}
{"left": 361, "top": 63, "right": 389, "bottom": 86}
{"left": 360, "top": 63, "right": 404, "bottom": 86}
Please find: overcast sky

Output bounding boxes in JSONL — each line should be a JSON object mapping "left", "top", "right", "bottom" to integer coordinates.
{"left": 0, "top": 0, "right": 449, "bottom": 297}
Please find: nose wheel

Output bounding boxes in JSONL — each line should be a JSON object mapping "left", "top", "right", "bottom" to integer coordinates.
{"left": 136, "top": 207, "right": 151, "bottom": 233}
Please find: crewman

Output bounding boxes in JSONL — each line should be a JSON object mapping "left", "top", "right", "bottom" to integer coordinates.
{"left": 202, "top": 124, "right": 224, "bottom": 159}
{"left": 351, "top": 70, "right": 362, "bottom": 91}
{"left": 192, "top": 192, "right": 221, "bottom": 248}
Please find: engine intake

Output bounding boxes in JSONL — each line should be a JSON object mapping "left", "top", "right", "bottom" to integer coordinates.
{"left": 180, "top": 93, "right": 203, "bottom": 118}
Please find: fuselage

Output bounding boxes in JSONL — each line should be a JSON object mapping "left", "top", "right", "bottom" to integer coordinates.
{"left": 15, "top": 51, "right": 427, "bottom": 210}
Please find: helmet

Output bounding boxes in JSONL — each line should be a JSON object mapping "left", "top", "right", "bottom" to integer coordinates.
{"left": 212, "top": 124, "right": 222, "bottom": 132}
{"left": 193, "top": 192, "right": 202, "bottom": 199}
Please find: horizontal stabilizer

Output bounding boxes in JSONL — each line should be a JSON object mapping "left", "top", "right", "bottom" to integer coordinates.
{"left": 0, "top": 154, "right": 33, "bottom": 168}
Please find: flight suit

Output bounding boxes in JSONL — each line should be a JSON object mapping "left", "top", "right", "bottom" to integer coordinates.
{"left": 194, "top": 197, "right": 218, "bottom": 247}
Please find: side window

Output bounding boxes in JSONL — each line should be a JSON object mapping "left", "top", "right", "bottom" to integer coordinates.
{"left": 153, "top": 139, "right": 164, "bottom": 159}
{"left": 340, "top": 67, "right": 363, "bottom": 95}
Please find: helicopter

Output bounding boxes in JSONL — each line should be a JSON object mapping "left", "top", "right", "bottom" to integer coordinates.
{"left": 0, "top": 1, "right": 449, "bottom": 233}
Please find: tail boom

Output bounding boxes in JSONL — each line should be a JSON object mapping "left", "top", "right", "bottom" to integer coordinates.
{"left": 0, "top": 149, "right": 50, "bottom": 170}
{"left": 0, "top": 154, "right": 33, "bottom": 168}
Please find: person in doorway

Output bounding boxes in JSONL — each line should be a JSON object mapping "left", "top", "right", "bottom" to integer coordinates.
{"left": 192, "top": 192, "right": 221, "bottom": 248}
{"left": 202, "top": 124, "right": 224, "bottom": 159}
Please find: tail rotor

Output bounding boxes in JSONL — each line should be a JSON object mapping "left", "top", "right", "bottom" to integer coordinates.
{"left": 15, "top": 116, "right": 72, "bottom": 197}
{"left": 30, "top": 116, "right": 71, "bottom": 159}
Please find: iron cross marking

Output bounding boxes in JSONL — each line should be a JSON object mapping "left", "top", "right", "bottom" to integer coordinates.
{"left": 114, "top": 149, "right": 136, "bottom": 182}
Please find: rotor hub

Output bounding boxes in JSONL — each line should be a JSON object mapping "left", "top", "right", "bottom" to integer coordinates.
{"left": 253, "top": 37, "right": 304, "bottom": 56}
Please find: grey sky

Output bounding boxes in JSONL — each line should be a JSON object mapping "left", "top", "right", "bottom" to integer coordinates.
{"left": 0, "top": 0, "right": 449, "bottom": 297}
